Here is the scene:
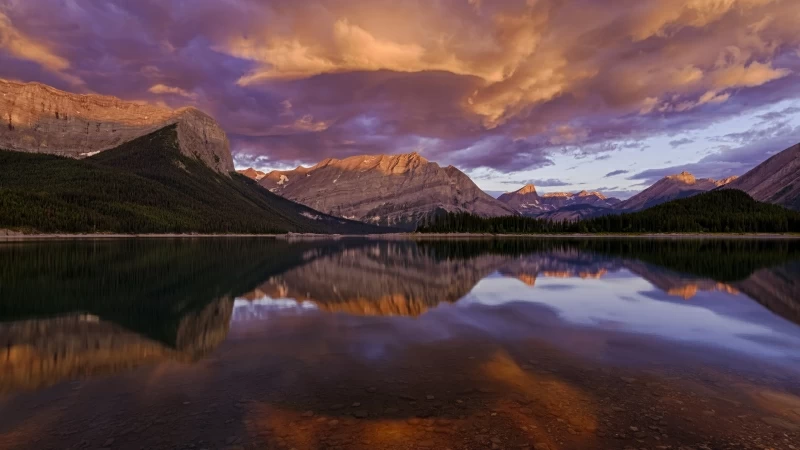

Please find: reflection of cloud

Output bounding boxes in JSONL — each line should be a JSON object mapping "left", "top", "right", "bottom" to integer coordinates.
{"left": 462, "top": 273, "right": 800, "bottom": 361}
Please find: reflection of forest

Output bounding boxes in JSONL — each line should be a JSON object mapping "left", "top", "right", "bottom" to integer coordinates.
{"left": 1, "top": 238, "right": 799, "bottom": 394}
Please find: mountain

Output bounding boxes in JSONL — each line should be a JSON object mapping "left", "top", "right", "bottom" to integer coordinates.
{"left": 615, "top": 171, "right": 737, "bottom": 211}
{"left": 497, "top": 184, "right": 620, "bottom": 219}
{"left": 419, "top": 190, "right": 800, "bottom": 233}
{"left": 241, "top": 241, "right": 508, "bottom": 317}
{"left": 0, "top": 79, "right": 232, "bottom": 173}
{"left": 238, "top": 167, "right": 267, "bottom": 180}
{"left": 536, "top": 204, "right": 616, "bottom": 222}
{"left": 0, "top": 125, "right": 387, "bottom": 234}
{"left": 259, "top": 153, "right": 517, "bottom": 228}
{"left": 724, "top": 143, "right": 800, "bottom": 210}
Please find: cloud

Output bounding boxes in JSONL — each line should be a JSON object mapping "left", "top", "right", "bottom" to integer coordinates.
{"left": 669, "top": 138, "right": 694, "bottom": 147}
{"left": 1, "top": 0, "right": 799, "bottom": 177}
{"left": 758, "top": 106, "right": 800, "bottom": 122}
{"left": 0, "top": 10, "right": 79, "bottom": 84}
{"left": 500, "top": 178, "right": 571, "bottom": 187}
{"left": 630, "top": 122, "right": 800, "bottom": 184}
{"left": 604, "top": 170, "right": 629, "bottom": 178}
{"left": 148, "top": 83, "right": 197, "bottom": 99}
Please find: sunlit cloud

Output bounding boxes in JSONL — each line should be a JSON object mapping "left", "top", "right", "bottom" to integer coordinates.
{"left": 0, "top": 0, "right": 798, "bottom": 189}
{"left": 148, "top": 83, "right": 197, "bottom": 99}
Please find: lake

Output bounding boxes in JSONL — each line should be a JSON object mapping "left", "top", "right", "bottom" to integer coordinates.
{"left": 1, "top": 238, "right": 799, "bottom": 450}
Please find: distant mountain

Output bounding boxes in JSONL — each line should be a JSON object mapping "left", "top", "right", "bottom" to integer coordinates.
{"left": 419, "top": 190, "right": 800, "bottom": 234}
{"left": 0, "top": 125, "right": 387, "bottom": 234}
{"left": 536, "top": 204, "right": 616, "bottom": 222}
{"left": 498, "top": 184, "right": 620, "bottom": 219}
{"left": 616, "top": 172, "right": 737, "bottom": 211}
{"left": 724, "top": 143, "right": 800, "bottom": 210}
{"left": 259, "top": 153, "right": 517, "bottom": 228}
{"left": 0, "top": 79, "right": 232, "bottom": 173}
{"left": 238, "top": 167, "right": 267, "bottom": 181}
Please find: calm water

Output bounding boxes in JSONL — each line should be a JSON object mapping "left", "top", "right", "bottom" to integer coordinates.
{"left": 1, "top": 238, "right": 800, "bottom": 450}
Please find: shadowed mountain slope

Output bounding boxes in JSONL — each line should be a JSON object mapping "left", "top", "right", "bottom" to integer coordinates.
{"left": 0, "top": 126, "right": 388, "bottom": 234}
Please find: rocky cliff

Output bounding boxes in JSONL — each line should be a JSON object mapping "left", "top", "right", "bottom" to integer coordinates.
{"left": 724, "top": 143, "right": 800, "bottom": 210}
{"left": 259, "top": 153, "right": 517, "bottom": 227}
{"left": 615, "top": 172, "right": 737, "bottom": 211}
{"left": 498, "top": 184, "right": 620, "bottom": 218}
{"left": 0, "top": 79, "right": 233, "bottom": 173}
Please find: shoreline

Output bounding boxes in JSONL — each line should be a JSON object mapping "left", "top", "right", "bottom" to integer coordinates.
{"left": 2, "top": 231, "right": 800, "bottom": 240}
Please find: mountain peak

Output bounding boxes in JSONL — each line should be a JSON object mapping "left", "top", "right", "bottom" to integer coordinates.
{"left": 0, "top": 78, "right": 233, "bottom": 173}
{"left": 714, "top": 175, "right": 739, "bottom": 187}
{"left": 237, "top": 167, "right": 267, "bottom": 181}
{"left": 514, "top": 184, "right": 538, "bottom": 195}
{"left": 542, "top": 192, "right": 572, "bottom": 198}
{"left": 666, "top": 171, "right": 696, "bottom": 184}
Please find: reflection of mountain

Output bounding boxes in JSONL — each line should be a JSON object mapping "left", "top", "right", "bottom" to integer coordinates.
{"left": 0, "top": 239, "right": 329, "bottom": 393}
{"left": 239, "top": 241, "right": 800, "bottom": 327}
{"left": 735, "top": 263, "right": 800, "bottom": 328}
{"left": 623, "top": 261, "right": 740, "bottom": 300}
{"left": 497, "top": 249, "right": 622, "bottom": 287}
{"left": 2, "top": 238, "right": 799, "bottom": 394}
{"left": 244, "top": 242, "right": 509, "bottom": 316}
{"left": 1, "top": 299, "right": 232, "bottom": 393}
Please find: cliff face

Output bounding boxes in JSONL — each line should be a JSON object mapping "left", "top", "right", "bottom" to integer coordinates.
{"left": 259, "top": 153, "right": 517, "bottom": 227}
{"left": 724, "top": 143, "right": 800, "bottom": 210}
{"left": 0, "top": 79, "right": 233, "bottom": 173}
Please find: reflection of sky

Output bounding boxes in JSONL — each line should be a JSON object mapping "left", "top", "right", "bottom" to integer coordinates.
{"left": 460, "top": 270, "right": 800, "bottom": 361}
{"left": 232, "top": 297, "right": 317, "bottom": 322}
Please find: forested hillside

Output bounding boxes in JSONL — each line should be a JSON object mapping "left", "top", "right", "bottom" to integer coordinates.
{"left": 417, "top": 190, "right": 800, "bottom": 234}
{"left": 0, "top": 125, "right": 387, "bottom": 234}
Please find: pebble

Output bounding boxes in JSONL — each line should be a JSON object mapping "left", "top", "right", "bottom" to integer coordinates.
{"left": 102, "top": 438, "right": 115, "bottom": 447}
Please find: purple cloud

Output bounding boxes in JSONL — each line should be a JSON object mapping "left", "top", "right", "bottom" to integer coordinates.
{"left": 0, "top": 0, "right": 799, "bottom": 177}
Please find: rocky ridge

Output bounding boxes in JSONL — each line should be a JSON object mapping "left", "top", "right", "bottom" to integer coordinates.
{"left": 615, "top": 171, "right": 738, "bottom": 211}
{"left": 258, "top": 153, "right": 517, "bottom": 227}
{"left": 0, "top": 79, "right": 233, "bottom": 173}
{"left": 498, "top": 184, "right": 620, "bottom": 218}
{"left": 724, "top": 143, "right": 800, "bottom": 210}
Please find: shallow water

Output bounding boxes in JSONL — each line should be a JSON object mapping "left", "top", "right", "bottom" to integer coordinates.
{"left": 1, "top": 238, "right": 799, "bottom": 450}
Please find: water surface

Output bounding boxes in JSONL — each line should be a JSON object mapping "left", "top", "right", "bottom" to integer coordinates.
{"left": 1, "top": 238, "right": 799, "bottom": 450}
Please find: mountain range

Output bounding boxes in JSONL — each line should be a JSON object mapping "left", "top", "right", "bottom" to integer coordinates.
{"left": 0, "top": 80, "right": 385, "bottom": 234}
{"left": 243, "top": 143, "right": 799, "bottom": 223}
{"left": 615, "top": 172, "right": 739, "bottom": 212}
{"left": 2, "top": 78, "right": 799, "bottom": 232}
{"left": 257, "top": 153, "right": 516, "bottom": 228}
{"left": 497, "top": 184, "right": 621, "bottom": 217}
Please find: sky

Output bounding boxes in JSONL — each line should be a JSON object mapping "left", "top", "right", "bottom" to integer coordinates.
{"left": 1, "top": 0, "right": 799, "bottom": 199}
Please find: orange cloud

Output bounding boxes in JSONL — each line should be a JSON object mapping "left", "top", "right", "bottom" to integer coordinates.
{"left": 216, "top": 0, "right": 797, "bottom": 129}
{"left": 148, "top": 84, "right": 198, "bottom": 99}
{"left": 0, "top": 11, "right": 79, "bottom": 84}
